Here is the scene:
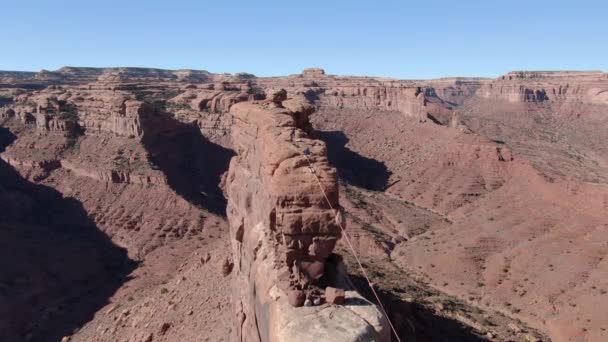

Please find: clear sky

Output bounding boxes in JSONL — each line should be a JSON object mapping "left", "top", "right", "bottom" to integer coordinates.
{"left": 2, "top": 0, "right": 606, "bottom": 79}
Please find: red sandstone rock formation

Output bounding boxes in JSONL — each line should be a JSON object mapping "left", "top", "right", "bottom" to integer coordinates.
{"left": 227, "top": 97, "right": 341, "bottom": 289}
{"left": 226, "top": 95, "right": 388, "bottom": 341}
{"left": 477, "top": 70, "right": 608, "bottom": 104}
{"left": 257, "top": 69, "right": 456, "bottom": 122}
{"left": 1, "top": 66, "right": 607, "bottom": 341}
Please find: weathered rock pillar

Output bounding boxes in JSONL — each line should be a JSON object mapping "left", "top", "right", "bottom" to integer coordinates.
{"left": 226, "top": 93, "right": 389, "bottom": 342}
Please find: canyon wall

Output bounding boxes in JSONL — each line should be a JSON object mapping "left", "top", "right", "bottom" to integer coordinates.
{"left": 320, "top": 85, "right": 427, "bottom": 117}
{"left": 0, "top": 74, "right": 236, "bottom": 260}
{"left": 256, "top": 71, "right": 456, "bottom": 123}
{"left": 12, "top": 90, "right": 172, "bottom": 139}
{"left": 476, "top": 70, "right": 608, "bottom": 104}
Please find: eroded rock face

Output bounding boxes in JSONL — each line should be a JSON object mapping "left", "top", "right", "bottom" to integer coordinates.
{"left": 11, "top": 90, "right": 164, "bottom": 138}
{"left": 226, "top": 96, "right": 388, "bottom": 341}
{"left": 227, "top": 97, "right": 342, "bottom": 283}
{"left": 0, "top": 73, "right": 237, "bottom": 260}
{"left": 169, "top": 82, "right": 262, "bottom": 114}
{"left": 302, "top": 68, "right": 326, "bottom": 78}
{"left": 476, "top": 70, "right": 608, "bottom": 104}
{"left": 254, "top": 70, "right": 456, "bottom": 124}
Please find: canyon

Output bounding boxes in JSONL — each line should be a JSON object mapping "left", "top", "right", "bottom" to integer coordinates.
{"left": 0, "top": 67, "right": 607, "bottom": 342}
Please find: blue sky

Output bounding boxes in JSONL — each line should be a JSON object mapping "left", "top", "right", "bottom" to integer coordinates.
{"left": 2, "top": 0, "right": 606, "bottom": 79}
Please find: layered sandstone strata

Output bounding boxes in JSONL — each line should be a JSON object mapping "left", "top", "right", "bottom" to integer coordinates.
{"left": 169, "top": 81, "right": 262, "bottom": 114}
{"left": 11, "top": 90, "right": 162, "bottom": 138}
{"left": 476, "top": 70, "right": 608, "bottom": 104}
{"left": 256, "top": 69, "right": 455, "bottom": 123}
{"left": 226, "top": 95, "right": 388, "bottom": 341}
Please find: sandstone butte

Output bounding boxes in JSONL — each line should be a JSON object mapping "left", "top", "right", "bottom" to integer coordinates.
{"left": 0, "top": 67, "right": 607, "bottom": 342}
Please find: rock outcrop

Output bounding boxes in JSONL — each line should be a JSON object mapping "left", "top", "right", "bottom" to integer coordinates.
{"left": 10, "top": 90, "right": 164, "bottom": 138}
{"left": 226, "top": 95, "right": 388, "bottom": 341}
{"left": 321, "top": 85, "right": 428, "bottom": 117}
{"left": 256, "top": 70, "right": 456, "bottom": 123}
{"left": 169, "top": 82, "right": 263, "bottom": 114}
{"left": 476, "top": 70, "right": 608, "bottom": 104}
{"left": 302, "top": 68, "right": 326, "bottom": 78}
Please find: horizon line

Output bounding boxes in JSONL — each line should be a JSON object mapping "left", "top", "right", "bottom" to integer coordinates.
{"left": 1, "top": 65, "right": 606, "bottom": 82}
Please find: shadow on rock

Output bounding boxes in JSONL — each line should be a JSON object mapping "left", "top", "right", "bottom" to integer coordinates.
{"left": 141, "top": 112, "right": 234, "bottom": 216}
{"left": 0, "top": 157, "right": 135, "bottom": 342}
{"left": 349, "top": 274, "right": 488, "bottom": 342}
{"left": 315, "top": 130, "right": 391, "bottom": 191}
{"left": 0, "top": 126, "right": 16, "bottom": 152}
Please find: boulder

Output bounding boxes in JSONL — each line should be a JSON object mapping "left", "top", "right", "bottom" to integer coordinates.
{"left": 325, "top": 287, "right": 345, "bottom": 305}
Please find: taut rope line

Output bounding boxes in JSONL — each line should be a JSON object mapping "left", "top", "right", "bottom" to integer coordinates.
{"left": 302, "top": 152, "right": 402, "bottom": 342}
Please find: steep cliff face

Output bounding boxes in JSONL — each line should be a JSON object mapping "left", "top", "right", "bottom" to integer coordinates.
{"left": 320, "top": 85, "right": 456, "bottom": 124}
{"left": 476, "top": 71, "right": 608, "bottom": 104}
{"left": 321, "top": 85, "right": 427, "bottom": 117}
{"left": 3, "top": 90, "right": 169, "bottom": 184}
{"left": 169, "top": 81, "right": 263, "bottom": 114}
{"left": 226, "top": 96, "right": 388, "bottom": 341}
{"left": 255, "top": 69, "right": 456, "bottom": 124}
{"left": 0, "top": 76, "right": 236, "bottom": 260}
{"left": 10, "top": 89, "right": 166, "bottom": 138}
